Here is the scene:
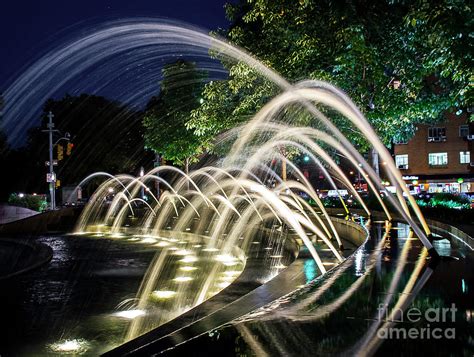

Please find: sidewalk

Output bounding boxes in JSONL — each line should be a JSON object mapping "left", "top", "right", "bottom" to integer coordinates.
{"left": 0, "top": 204, "right": 39, "bottom": 225}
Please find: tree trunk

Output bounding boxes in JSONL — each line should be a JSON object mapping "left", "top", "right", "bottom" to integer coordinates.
{"left": 371, "top": 147, "right": 380, "bottom": 177}
{"left": 185, "top": 157, "right": 190, "bottom": 176}
{"left": 155, "top": 153, "right": 161, "bottom": 200}
{"left": 279, "top": 146, "right": 287, "bottom": 182}
{"left": 184, "top": 157, "right": 190, "bottom": 191}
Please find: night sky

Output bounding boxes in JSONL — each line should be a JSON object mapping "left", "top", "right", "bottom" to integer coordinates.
{"left": 0, "top": 0, "right": 230, "bottom": 89}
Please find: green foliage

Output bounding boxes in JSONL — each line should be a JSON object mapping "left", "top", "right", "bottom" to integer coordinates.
{"left": 143, "top": 60, "right": 207, "bottom": 168}
{"left": 416, "top": 192, "right": 471, "bottom": 210}
{"left": 8, "top": 193, "right": 47, "bottom": 212}
{"left": 189, "top": 0, "right": 472, "bottom": 151}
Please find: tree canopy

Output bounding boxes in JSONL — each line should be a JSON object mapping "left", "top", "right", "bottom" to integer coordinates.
{"left": 143, "top": 60, "right": 207, "bottom": 171}
{"left": 188, "top": 0, "right": 472, "bottom": 150}
{"left": 0, "top": 94, "right": 149, "bottom": 200}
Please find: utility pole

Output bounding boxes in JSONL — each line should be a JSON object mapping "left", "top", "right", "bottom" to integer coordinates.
{"left": 45, "top": 111, "right": 58, "bottom": 210}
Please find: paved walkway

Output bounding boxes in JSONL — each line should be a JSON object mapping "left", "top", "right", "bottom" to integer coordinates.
{"left": 0, "top": 204, "right": 39, "bottom": 224}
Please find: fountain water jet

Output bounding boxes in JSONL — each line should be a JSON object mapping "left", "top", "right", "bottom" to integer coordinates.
{"left": 2, "top": 18, "right": 442, "bottom": 350}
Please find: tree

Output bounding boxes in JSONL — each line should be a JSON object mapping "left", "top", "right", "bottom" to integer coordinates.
{"left": 188, "top": 0, "right": 472, "bottom": 152}
{"left": 143, "top": 60, "right": 207, "bottom": 174}
{"left": 0, "top": 94, "right": 151, "bottom": 201}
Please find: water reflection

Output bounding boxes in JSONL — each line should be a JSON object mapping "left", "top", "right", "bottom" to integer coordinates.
{"left": 168, "top": 222, "right": 474, "bottom": 356}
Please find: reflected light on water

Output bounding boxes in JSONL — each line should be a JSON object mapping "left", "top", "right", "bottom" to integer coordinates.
{"left": 48, "top": 339, "right": 89, "bottom": 354}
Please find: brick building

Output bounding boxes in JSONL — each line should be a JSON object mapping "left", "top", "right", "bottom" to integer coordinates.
{"left": 393, "top": 112, "right": 473, "bottom": 194}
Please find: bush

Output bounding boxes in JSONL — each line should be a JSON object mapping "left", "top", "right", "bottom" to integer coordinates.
{"left": 416, "top": 192, "right": 471, "bottom": 210}
{"left": 8, "top": 193, "right": 48, "bottom": 212}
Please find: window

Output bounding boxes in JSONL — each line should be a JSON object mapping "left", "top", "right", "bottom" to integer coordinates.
{"left": 428, "top": 127, "right": 446, "bottom": 142}
{"left": 395, "top": 154, "right": 408, "bottom": 169}
{"left": 460, "top": 151, "right": 470, "bottom": 164}
{"left": 428, "top": 152, "right": 448, "bottom": 166}
{"left": 459, "top": 125, "right": 469, "bottom": 137}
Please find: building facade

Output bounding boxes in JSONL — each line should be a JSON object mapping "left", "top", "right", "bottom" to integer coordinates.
{"left": 393, "top": 112, "right": 473, "bottom": 194}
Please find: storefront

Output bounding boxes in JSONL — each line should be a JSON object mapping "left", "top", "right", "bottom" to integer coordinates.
{"left": 402, "top": 175, "right": 473, "bottom": 194}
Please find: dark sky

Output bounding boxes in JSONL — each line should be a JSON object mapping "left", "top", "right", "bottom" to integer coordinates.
{"left": 0, "top": 0, "right": 231, "bottom": 89}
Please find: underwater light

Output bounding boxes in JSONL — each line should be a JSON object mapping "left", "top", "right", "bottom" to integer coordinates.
{"left": 174, "top": 249, "right": 192, "bottom": 256}
{"left": 140, "top": 237, "right": 157, "bottom": 244}
{"left": 216, "top": 254, "right": 240, "bottom": 266}
{"left": 180, "top": 256, "right": 198, "bottom": 263}
{"left": 215, "top": 254, "right": 236, "bottom": 263}
{"left": 114, "top": 309, "right": 146, "bottom": 319}
{"left": 202, "top": 247, "right": 219, "bottom": 252}
{"left": 223, "top": 270, "right": 241, "bottom": 276}
{"left": 180, "top": 266, "right": 198, "bottom": 271}
{"left": 152, "top": 290, "right": 176, "bottom": 299}
{"left": 174, "top": 276, "right": 193, "bottom": 282}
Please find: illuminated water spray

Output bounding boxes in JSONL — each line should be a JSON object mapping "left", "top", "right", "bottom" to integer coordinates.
{"left": 2, "top": 18, "right": 439, "bottom": 343}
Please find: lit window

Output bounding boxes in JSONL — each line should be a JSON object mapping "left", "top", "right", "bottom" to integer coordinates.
{"left": 460, "top": 151, "right": 470, "bottom": 164}
{"left": 459, "top": 125, "right": 469, "bottom": 137}
{"left": 395, "top": 154, "right": 408, "bottom": 169}
{"left": 428, "top": 127, "right": 446, "bottom": 142}
{"left": 428, "top": 152, "right": 448, "bottom": 166}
